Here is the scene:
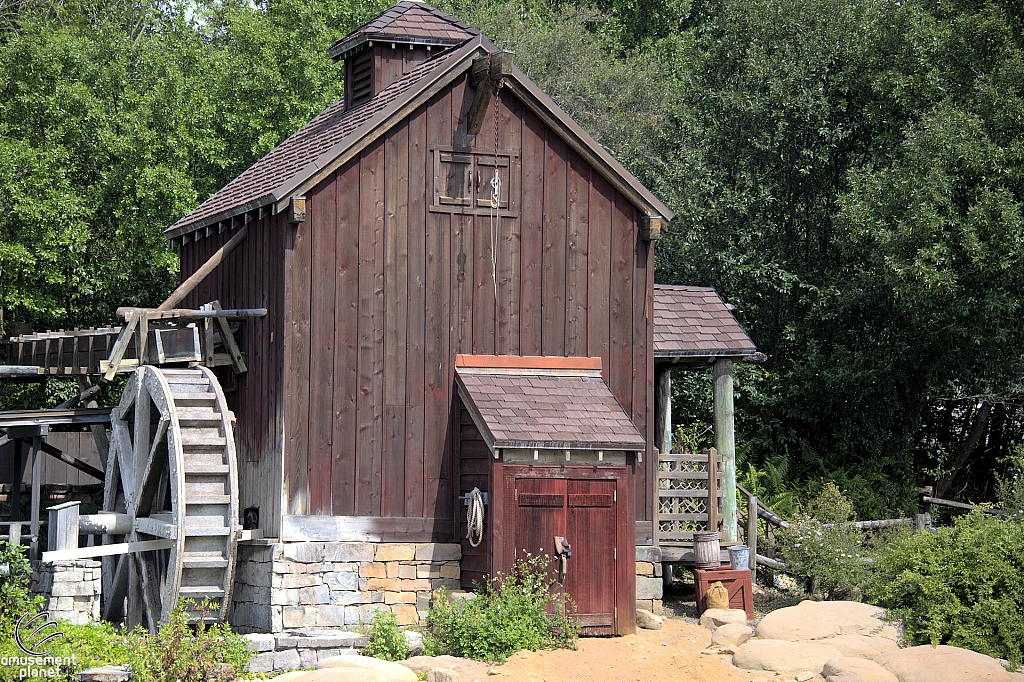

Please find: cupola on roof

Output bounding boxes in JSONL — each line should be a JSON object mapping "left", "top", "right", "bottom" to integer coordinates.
{"left": 327, "top": 0, "right": 479, "bottom": 61}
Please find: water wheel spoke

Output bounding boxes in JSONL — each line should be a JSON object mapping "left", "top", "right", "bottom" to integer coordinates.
{"left": 127, "top": 556, "right": 144, "bottom": 631}
{"left": 112, "top": 419, "right": 136, "bottom": 508}
{"left": 103, "top": 554, "right": 129, "bottom": 622}
{"left": 139, "top": 552, "right": 163, "bottom": 634}
{"left": 135, "top": 416, "right": 170, "bottom": 518}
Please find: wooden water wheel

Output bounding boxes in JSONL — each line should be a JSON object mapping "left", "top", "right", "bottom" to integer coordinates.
{"left": 101, "top": 365, "right": 239, "bottom": 632}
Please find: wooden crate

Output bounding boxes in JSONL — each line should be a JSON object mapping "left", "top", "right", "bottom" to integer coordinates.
{"left": 692, "top": 566, "right": 754, "bottom": 619}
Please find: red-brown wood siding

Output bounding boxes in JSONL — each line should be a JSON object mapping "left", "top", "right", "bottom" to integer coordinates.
{"left": 177, "top": 213, "right": 285, "bottom": 536}
{"left": 458, "top": 404, "right": 490, "bottom": 588}
{"left": 178, "top": 74, "right": 654, "bottom": 535}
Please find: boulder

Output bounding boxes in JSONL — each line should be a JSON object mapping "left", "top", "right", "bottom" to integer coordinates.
{"left": 732, "top": 639, "right": 844, "bottom": 673}
{"left": 636, "top": 608, "right": 663, "bottom": 630}
{"left": 401, "top": 656, "right": 466, "bottom": 675}
{"left": 317, "top": 655, "right": 419, "bottom": 682}
{"left": 823, "top": 657, "right": 899, "bottom": 682}
{"left": 404, "top": 630, "right": 425, "bottom": 656}
{"left": 274, "top": 671, "right": 390, "bottom": 682}
{"left": 712, "top": 622, "right": 752, "bottom": 648}
{"left": 699, "top": 607, "right": 749, "bottom": 629}
{"left": 427, "top": 671, "right": 461, "bottom": 682}
{"left": 875, "top": 645, "right": 1022, "bottom": 682}
{"left": 756, "top": 601, "right": 898, "bottom": 642}
{"left": 825, "top": 635, "right": 900, "bottom": 660}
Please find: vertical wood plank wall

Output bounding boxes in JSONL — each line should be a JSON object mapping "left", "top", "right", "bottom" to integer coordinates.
{"left": 177, "top": 75, "right": 654, "bottom": 537}
{"left": 178, "top": 213, "right": 286, "bottom": 537}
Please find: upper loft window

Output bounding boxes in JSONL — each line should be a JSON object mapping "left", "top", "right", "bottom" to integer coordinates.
{"left": 431, "top": 148, "right": 517, "bottom": 216}
{"left": 346, "top": 50, "right": 373, "bottom": 108}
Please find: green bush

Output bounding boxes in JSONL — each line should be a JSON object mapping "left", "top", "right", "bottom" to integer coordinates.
{"left": 868, "top": 512, "right": 1024, "bottom": 668}
{"left": 424, "top": 555, "right": 578, "bottom": 662}
{"left": 776, "top": 483, "right": 868, "bottom": 599}
{"left": 363, "top": 609, "right": 408, "bottom": 661}
{"left": 0, "top": 599, "right": 251, "bottom": 681}
{"left": 0, "top": 540, "right": 42, "bottom": 640}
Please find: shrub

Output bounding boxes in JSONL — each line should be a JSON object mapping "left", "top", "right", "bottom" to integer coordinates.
{"left": 125, "top": 600, "right": 252, "bottom": 682}
{"left": 363, "top": 609, "right": 408, "bottom": 661}
{"left": 424, "top": 555, "right": 578, "bottom": 662}
{"left": 0, "top": 540, "right": 42, "bottom": 640}
{"left": 776, "top": 483, "right": 867, "bottom": 599}
{"left": 867, "top": 512, "right": 1024, "bottom": 668}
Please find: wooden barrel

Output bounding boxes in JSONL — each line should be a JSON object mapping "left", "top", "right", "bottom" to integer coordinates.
{"left": 694, "top": 531, "right": 721, "bottom": 569}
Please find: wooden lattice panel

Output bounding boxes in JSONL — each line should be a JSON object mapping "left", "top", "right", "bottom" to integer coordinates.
{"left": 657, "top": 452, "right": 723, "bottom": 543}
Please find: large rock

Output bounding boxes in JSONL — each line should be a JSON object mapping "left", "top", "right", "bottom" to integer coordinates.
{"left": 732, "top": 639, "right": 844, "bottom": 673}
{"left": 825, "top": 635, "right": 900, "bottom": 660}
{"left": 401, "top": 656, "right": 466, "bottom": 675}
{"left": 823, "top": 657, "right": 899, "bottom": 682}
{"left": 269, "top": 671, "right": 389, "bottom": 682}
{"left": 699, "top": 608, "right": 749, "bottom": 629}
{"left": 875, "top": 645, "right": 1023, "bottom": 682}
{"left": 426, "top": 671, "right": 461, "bottom": 682}
{"left": 636, "top": 608, "right": 663, "bottom": 630}
{"left": 317, "top": 655, "right": 419, "bottom": 682}
{"left": 712, "top": 622, "right": 752, "bottom": 648}
{"left": 757, "top": 601, "right": 899, "bottom": 643}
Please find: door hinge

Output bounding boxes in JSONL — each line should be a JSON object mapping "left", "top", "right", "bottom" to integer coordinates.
{"left": 613, "top": 490, "right": 617, "bottom": 502}
{"left": 614, "top": 548, "right": 617, "bottom": 560}
{"left": 614, "top": 607, "right": 618, "bottom": 619}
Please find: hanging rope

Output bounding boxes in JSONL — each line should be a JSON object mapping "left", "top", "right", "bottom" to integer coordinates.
{"left": 466, "top": 487, "right": 485, "bottom": 547}
{"left": 489, "top": 87, "right": 502, "bottom": 289}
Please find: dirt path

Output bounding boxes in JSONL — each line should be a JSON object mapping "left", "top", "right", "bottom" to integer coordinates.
{"left": 453, "top": 617, "right": 748, "bottom": 682}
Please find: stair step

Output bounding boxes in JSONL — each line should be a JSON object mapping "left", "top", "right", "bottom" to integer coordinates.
{"left": 179, "top": 585, "right": 226, "bottom": 598}
{"left": 177, "top": 408, "right": 222, "bottom": 424}
{"left": 183, "top": 557, "right": 229, "bottom": 569}
{"left": 180, "top": 432, "right": 226, "bottom": 447}
{"left": 186, "top": 494, "right": 231, "bottom": 505}
{"left": 185, "top": 526, "right": 231, "bottom": 537}
{"left": 173, "top": 392, "right": 216, "bottom": 402}
{"left": 185, "top": 464, "right": 230, "bottom": 475}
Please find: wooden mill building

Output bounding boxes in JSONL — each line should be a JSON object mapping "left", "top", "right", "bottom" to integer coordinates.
{"left": 158, "top": 1, "right": 716, "bottom": 636}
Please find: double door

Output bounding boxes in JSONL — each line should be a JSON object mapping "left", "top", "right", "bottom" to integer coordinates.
{"left": 502, "top": 468, "right": 630, "bottom": 635}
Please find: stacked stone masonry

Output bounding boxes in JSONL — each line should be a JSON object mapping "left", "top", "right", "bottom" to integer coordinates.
{"left": 231, "top": 541, "right": 461, "bottom": 633}
{"left": 635, "top": 546, "right": 663, "bottom": 616}
{"left": 30, "top": 560, "right": 102, "bottom": 626}
{"left": 244, "top": 631, "right": 369, "bottom": 673}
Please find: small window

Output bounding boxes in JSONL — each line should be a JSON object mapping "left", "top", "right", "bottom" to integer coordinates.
{"left": 431, "top": 148, "right": 518, "bottom": 216}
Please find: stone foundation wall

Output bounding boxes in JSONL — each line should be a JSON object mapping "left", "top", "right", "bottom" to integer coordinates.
{"left": 230, "top": 541, "right": 462, "bottom": 633}
{"left": 635, "top": 546, "right": 663, "bottom": 616}
{"left": 244, "top": 631, "right": 368, "bottom": 673}
{"left": 30, "top": 560, "right": 101, "bottom": 625}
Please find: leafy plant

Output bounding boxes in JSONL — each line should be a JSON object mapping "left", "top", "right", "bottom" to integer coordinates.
{"left": 0, "top": 540, "right": 42, "bottom": 640}
{"left": 868, "top": 512, "right": 1024, "bottom": 668}
{"left": 363, "top": 609, "right": 408, "bottom": 662}
{"left": 776, "top": 483, "right": 867, "bottom": 599}
{"left": 424, "top": 555, "right": 578, "bottom": 662}
{"left": 124, "top": 600, "right": 252, "bottom": 682}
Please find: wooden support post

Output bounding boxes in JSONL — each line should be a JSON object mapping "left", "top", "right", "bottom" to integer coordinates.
{"left": 76, "top": 376, "right": 109, "bottom": 471}
{"left": 47, "top": 501, "right": 80, "bottom": 552}
{"left": 30, "top": 432, "right": 43, "bottom": 560}
{"left": 654, "top": 368, "right": 672, "bottom": 456}
{"left": 707, "top": 447, "right": 719, "bottom": 535}
{"left": 11, "top": 438, "right": 22, "bottom": 523}
{"left": 747, "top": 492, "right": 758, "bottom": 584}
{"left": 714, "top": 359, "right": 738, "bottom": 542}
{"left": 211, "top": 301, "right": 247, "bottom": 373}
{"left": 466, "top": 79, "right": 493, "bottom": 136}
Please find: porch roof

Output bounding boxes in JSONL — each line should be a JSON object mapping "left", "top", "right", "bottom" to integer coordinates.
{"left": 653, "top": 284, "right": 758, "bottom": 363}
{"left": 454, "top": 355, "right": 645, "bottom": 451}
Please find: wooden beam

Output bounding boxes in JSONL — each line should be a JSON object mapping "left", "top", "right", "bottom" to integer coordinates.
{"left": 713, "top": 359, "right": 737, "bottom": 542}
{"left": 287, "top": 196, "right": 306, "bottom": 223}
{"left": 41, "top": 538, "right": 173, "bottom": 563}
{"left": 30, "top": 434, "right": 42, "bottom": 560}
{"left": 39, "top": 441, "right": 105, "bottom": 481}
{"left": 466, "top": 79, "right": 493, "bottom": 136}
{"left": 641, "top": 216, "right": 665, "bottom": 241}
{"left": 157, "top": 224, "right": 248, "bottom": 312}
{"left": 469, "top": 51, "right": 514, "bottom": 86}
{"left": 211, "top": 301, "right": 247, "bottom": 374}
{"left": 102, "top": 312, "right": 139, "bottom": 382}
{"left": 654, "top": 368, "right": 672, "bottom": 455}
{"left": 116, "top": 307, "right": 266, "bottom": 320}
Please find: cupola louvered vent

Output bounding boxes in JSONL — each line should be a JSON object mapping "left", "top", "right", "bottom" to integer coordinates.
{"left": 347, "top": 49, "right": 374, "bottom": 108}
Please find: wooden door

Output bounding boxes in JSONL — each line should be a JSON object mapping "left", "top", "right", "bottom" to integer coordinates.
{"left": 511, "top": 474, "right": 619, "bottom": 635}
{"left": 565, "top": 479, "right": 617, "bottom": 635}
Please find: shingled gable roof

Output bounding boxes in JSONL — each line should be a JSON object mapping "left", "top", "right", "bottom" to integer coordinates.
{"left": 327, "top": 1, "right": 479, "bottom": 61}
{"left": 454, "top": 355, "right": 646, "bottom": 451}
{"left": 166, "top": 4, "right": 674, "bottom": 242}
{"left": 653, "top": 284, "right": 758, "bottom": 360}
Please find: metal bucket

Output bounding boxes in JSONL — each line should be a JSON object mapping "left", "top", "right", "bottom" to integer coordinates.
{"left": 729, "top": 544, "right": 750, "bottom": 570}
{"left": 693, "top": 531, "right": 721, "bottom": 570}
